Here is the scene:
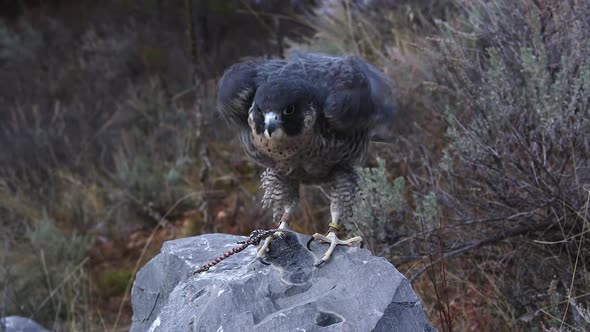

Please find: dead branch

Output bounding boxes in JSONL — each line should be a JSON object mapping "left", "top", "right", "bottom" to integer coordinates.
{"left": 408, "top": 220, "right": 554, "bottom": 282}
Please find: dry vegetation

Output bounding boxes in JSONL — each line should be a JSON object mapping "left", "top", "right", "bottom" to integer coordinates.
{"left": 1, "top": 0, "right": 589, "bottom": 331}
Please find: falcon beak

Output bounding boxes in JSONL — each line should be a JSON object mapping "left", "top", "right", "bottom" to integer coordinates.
{"left": 264, "top": 112, "right": 281, "bottom": 138}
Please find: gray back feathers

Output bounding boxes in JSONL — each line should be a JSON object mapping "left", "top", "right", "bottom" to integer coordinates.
{"left": 217, "top": 52, "right": 398, "bottom": 140}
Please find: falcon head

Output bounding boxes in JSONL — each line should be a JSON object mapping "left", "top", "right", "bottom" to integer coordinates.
{"left": 247, "top": 79, "right": 322, "bottom": 140}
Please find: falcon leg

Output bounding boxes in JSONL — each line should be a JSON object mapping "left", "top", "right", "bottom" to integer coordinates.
{"left": 308, "top": 171, "right": 363, "bottom": 267}
{"left": 310, "top": 233, "right": 363, "bottom": 267}
{"left": 257, "top": 169, "right": 299, "bottom": 260}
{"left": 309, "top": 224, "right": 363, "bottom": 267}
{"left": 256, "top": 212, "right": 292, "bottom": 257}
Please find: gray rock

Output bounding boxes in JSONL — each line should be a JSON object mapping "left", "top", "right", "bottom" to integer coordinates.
{"left": 131, "top": 232, "right": 436, "bottom": 332}
{"left": 1, "top": 316, "right": 49, "bottom": 332}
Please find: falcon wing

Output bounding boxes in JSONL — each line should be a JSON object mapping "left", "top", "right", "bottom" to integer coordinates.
{"left": 351, "top": 57, "right": 399, "bottom": 142}
{"left": 217, "top": 53, "right": 398, "bottom": 140}
{"left": 282, "top": 53, "right": 397, "bottom": 139}
{"left": 216, "top": 60, "right": 259, "bottom": 128}
{"left": 322, "top": 55, "right": 397, "bottom": 138}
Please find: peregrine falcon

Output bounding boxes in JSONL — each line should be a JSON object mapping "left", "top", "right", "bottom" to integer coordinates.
{"left": 216, "top": 52, "right": 397, "bottom": 266}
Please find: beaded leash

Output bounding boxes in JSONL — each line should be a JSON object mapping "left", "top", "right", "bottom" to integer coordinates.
{"left": 192, "top": 228, "right": 290, "bottom": 274}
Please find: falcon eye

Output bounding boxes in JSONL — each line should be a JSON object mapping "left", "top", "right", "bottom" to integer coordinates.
{"left": 283, "top": 105, "right": 295, "bottom": 116}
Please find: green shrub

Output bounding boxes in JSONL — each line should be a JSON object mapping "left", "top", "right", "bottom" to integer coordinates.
{"left": 98, "top": 269, "right": 134, "bottom": 297}
{"left": 1, "top": 217, "right": 94, "bottom": 328}
{"left": 427, "top": 0, "right": 590, "bottom": 328}
{"left": 351, "top": 158, "right": 410, "bottom": 256}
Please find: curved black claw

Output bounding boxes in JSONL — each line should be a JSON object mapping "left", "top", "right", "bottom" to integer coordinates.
{"left": 258, "top": 257, "right": 270, "bottom": 266}
{"left": 360, "top": 240, "right": 365, "bottom": 249}
{"left": 306, "top": 236, "right": 314, "bottom": 251}
{"left": 314, "top": 260, "right": 326, "bottom": 268}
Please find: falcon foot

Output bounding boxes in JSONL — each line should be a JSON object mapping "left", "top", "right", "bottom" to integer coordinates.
{"left": 307, "top": 231, "right": 364, "bottom": 267}
{"left": 256, "top": 223, "right": 289, "bottom": 260}
{"left": 257, "top": 256, "right": 271, "bottom": 265}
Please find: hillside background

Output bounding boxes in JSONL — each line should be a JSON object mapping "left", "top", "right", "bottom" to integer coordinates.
{"left": 1, "top": 1, "right": 589, "bottom": 331}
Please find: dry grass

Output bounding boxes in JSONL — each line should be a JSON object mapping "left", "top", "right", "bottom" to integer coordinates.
{"left": 0, "top": 1, "right": 309, "bottom": 330}
{"left": 1, "top": 0, "right": 589, "bottom": 331}
{"left": 293, "top": 1, "right": 590, "bottom": 330}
